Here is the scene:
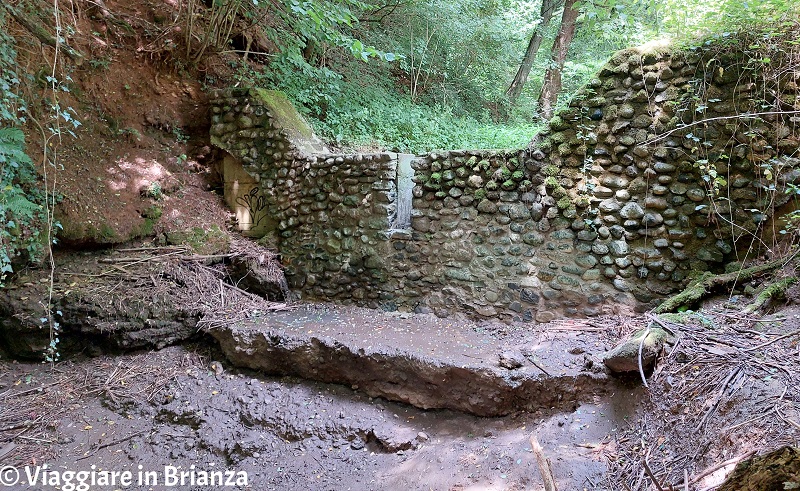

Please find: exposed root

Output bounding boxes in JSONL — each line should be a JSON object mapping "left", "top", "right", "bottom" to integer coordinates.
{"left": 742, "top": 276, "right": 798, "bottom": 314}
{"left": 229, "top": 236, "right": 290, "bottom": 299}
{"left": 654, "top": 256, "right": 795, "bottom": 313}
{"left": 95, "top": 235, "right": 293, "bottom": 330}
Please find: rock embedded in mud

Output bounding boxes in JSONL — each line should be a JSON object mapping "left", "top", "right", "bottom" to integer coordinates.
{"left": 210, "top": 361, "right": 225, "bottom": 377}
{"left": 603, "top": 327, "right": 671, "bottom": 374}
{"left": 498, "top": 350, "right": 525, "bottom": 369}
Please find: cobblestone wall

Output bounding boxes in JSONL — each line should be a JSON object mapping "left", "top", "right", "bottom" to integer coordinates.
{"left": 210, "top": 41, "right": 800, "bottom": 321}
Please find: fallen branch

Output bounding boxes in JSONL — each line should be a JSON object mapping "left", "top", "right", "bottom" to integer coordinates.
{"left": 647, "top": 314, "right": 677, "bottom": 335}
{"left": 742, "top": 328, "right": 800, "bottom": 352}
{"left": 695, "top": 365, "right": 743, "bottom": 433}
{"left": 642, "top": 456, "right": 665, "bottom": 491}
{"left": 98, "top": 250, "right": 188, "bottom": 264}
{"left": 654, "top": 257, "right": 793, "bottom": 313}
{"left": 522, "top": 352, "right": 552, "bottom": 377}
{"left": 638, "top": 326, "right": 651, "bottom": 388}
{"left": 77, "top": 430, "right": 148, "bottom": 460}
{"left": 530, "top": 435, "right": 558, "bottom": 491}
{"left": 681, "top": 450, "right": 756, "bottom": 486}
{"left": 114, "top": 246, "right": 190, "bottom": 253}
{"left": 0, "top": 3, "right": 85, "bottom": 64}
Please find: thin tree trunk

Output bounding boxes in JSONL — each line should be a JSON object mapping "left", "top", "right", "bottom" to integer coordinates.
{"left": 505, "top": 0, "right": 560, "bottom": 105}
{"left": 0, "top": 2, "right": 84, "bottom": 64}
{"left": 537, "top": 0, "right": 579, "bottom": 120}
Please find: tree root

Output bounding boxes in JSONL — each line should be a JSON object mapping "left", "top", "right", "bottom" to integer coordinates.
{"left": 654, "top": 257, "right": 793, "bottom": 314}
{"left": 742, "top": 276, "right": 798, "bottom": 314}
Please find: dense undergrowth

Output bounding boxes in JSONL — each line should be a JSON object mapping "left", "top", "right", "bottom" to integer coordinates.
{"left": 233, "top": 55, "right": 543, "bottom": 152}
{"left": 227, "top": 0, "right": 798, "bottom": 153}
{"left": 233, "top": 0, "right": 646, "bottom": 152}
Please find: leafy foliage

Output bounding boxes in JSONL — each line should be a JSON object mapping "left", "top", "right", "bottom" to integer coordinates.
{"left": 233, "top": 0, "right": 543, "bottom": 150}
{"left": 236, "top": 52, "right": 540, "bottom": 151}
{"left": 242, "top": 0, "right": 660, "bottom": 150}
{"left": 0, "top": 12, "right": 48, "bottom": 284}
{"left": 653, "top": 0, "right": 799, "bottom": 41}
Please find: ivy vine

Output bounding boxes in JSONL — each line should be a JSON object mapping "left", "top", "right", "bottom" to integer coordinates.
{"left": 0, "top": 11, "right": 49, "bottom": 285}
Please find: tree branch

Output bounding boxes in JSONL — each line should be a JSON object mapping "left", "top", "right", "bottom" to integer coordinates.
{"left": 1, "top": 2, "right": 85, "bottom": 64}
{"left": 654, "top": 254, "right": 797, "bottom": 313}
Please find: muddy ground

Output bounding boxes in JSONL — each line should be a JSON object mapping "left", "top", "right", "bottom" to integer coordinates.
{"left": 2, "top": 0, "right": 799, "bottom": 486}
{"left": 1, "top": 300, "right": 799, "bottom": 490}
{"left": 1, "top": 343, "right": 641, "bottom": 491}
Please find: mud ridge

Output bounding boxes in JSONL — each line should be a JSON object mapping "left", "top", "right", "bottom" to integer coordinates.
{"left": 210, "top": 305, "right": 617, "bottom": 417}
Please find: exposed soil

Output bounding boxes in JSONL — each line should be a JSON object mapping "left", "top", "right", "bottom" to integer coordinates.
{"left": 10, "top": 0, "right": 234, "bottom": 250}
{"left": 209, "top": 304, "right": 620, "bottom": 417}
{"left": 1, "top": 296, "right": 799, "bottom": 490}
{"left": 1, "top": 344, "right": 643, "bottom": 491}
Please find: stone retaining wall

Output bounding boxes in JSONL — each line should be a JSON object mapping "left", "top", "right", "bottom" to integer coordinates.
{"left": 210, "top": 40, "right": 800, "bottom": 321}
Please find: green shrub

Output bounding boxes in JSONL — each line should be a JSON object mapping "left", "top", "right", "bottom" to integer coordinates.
{"left": 0, "top": 19, "right": 50, "bottom": 283}
{"left": 233, "top": 50, "right": 542, "bottom": 153}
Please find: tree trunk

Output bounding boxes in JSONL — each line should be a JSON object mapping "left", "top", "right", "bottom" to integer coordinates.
{"left": 505, "top": 0, "right": 560, "bottom": 105}
{"left": 0, "top": 2, "right": 84, "bottom": 64}
{"left": 537, "top": 0, "right": 579, "bottom": 120}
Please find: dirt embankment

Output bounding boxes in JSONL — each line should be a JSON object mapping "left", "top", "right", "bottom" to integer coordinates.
{"left": 8, "top": 0, "right": 249, "bottom": 251}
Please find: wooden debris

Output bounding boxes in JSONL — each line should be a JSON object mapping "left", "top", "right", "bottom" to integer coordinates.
{"left": 0, "top": 352, "right": 202, "bottom": 465}
{"left": 654, "top": 256, "right": 795, "bottom": 313}
{"left": 603, "top": 305, "right": 800, "bottom": 490}
{"left": 530, "top": 435, "right": 558, "bottom": 491}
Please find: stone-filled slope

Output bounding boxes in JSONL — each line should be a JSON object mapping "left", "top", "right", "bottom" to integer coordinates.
{"left": 210, "top": 38, "right": 800, "bottom": 321}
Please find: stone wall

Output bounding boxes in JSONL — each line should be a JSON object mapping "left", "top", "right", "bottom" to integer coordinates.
{"left": 210, "top": 40, "right": 800, "bottom": 321}
{"left": 210, "top": 89, "right": 401, "bottom": 302}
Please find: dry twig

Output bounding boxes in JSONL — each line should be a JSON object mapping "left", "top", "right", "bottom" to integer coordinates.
{"left": 530, "top": 435, "right": 558, "bottom": 491}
